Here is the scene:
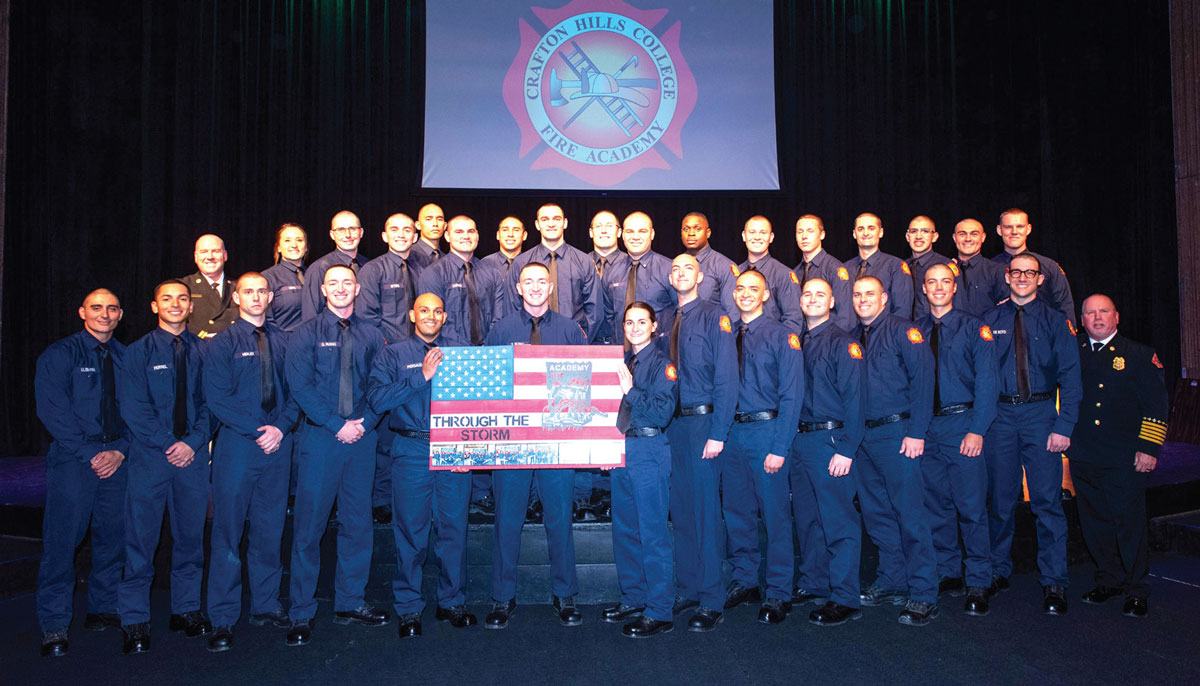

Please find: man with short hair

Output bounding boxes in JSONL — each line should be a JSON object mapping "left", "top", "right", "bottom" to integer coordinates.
{"left": 1070, "top": 294, "right": 1168, "bottom": 618}
{"left": 681, "top": 211, "right": 738, "bottom": 315}
{"left": 991, "top": 208, "right": 1076, "bottom": 322}
{"left": 117, "top": 280, "right": 216, "bottom": 653}
{"left": 285, "top": 265, "right": 390, "bottom": 646}
{"left": 662, "top": 254, "right": 738, "bottom": 631}
{"left": 794, "top": 214, "right": 854, "bottom": 331}
{"left": 182, "top": 234, "right": 238, "bottom": 338}
{"left": 721, "top": 269, "right": 804, "bottom": 625}
{"left": 303, "top": 210, "right": 369, "bottom": 321}
{"left": 981, "top": 253, "right": 1081, "bottom": 615}
{"left": 368, "top": 293, "right": 477, "bottom": 637}
{"left": 600, "top": 212, "right": 677, "bottom": 347}
{"left": 845, "top": 213, "right": 914, "bottom": 319}
{"left": 916, "top": 264, "right": 999, "bottom": 616}
{"left": 509, "top": 203, "right": 602, "bottom": 339}
{"left": 851, "top": 275, "right": 939, "bottom": 626}
{"left": 484, "top": 262, "right": 587, "bottom": 630}
{"left": 588, "top": 210, "right": 626, "bottom": 345}
{"left": 202, "top": 272, "right": 300, "bottom": 651}
{"left": 790, "top": 278, "right": 866, "bottom": 627}
{"left": 35, "top": 289, "right": 130, "bottom": 657}
{"left": 738, "top": 215, "right": 804, "bottom": 332}
{"left": 949, "top": 219, "right": 1008, "bottom": 317}
{"left": 481, "top": 216, "right": 527, "bottom": 312}
{"left": 415, "top": 203, "right": 447, "bottom": 262}
{"left": 904, "top": 216, "right": 951, "bottom": 320}
{"left": 417, "top": 215, "right": 505, "bottom": 345}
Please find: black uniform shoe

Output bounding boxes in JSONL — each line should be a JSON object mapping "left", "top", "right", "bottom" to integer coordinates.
{"left": 333, "top": 605, "right": 391, "bottom": 626}
{"left": 396, "top": 612, "right": 422, "bottom": 638}
{"left": 898, "top": 600, "right": 939, "bottom": 626}
{"left": 525, "top": 501, "right": 544, "bottom": 523}
{"left": 622, "top": 615, "right": 673, "bottom": 638}
{"left": 791, "top": 589, "right": 824, "bottom": 606}
{"left": 169, "top": 611, "right": 213, "bottom": 637}
{"left": 938, "top": 577, "right": 965, "bottom": 597}
{"left": 372, "top": 506, "right": 392, "bottom": 524}
{"left": 469, "top": 495, "right": 495, "bottom": 516}
{"left": 757, "top": 598, "right": 791, "bottom": 625}
{"left": 723, "top": 582, "right": 762, "bottom": 609}
{"left": 553, "top": 595, "right": 583, "bottom": 626}
{"left": 988, "top": 574, "right": 1010, "bottom": 597}
{"left": 84, "top": 613, "right": 120, "bottom": 631}
{"left": 249, "top": 608, "right": 291, "bottom": 628}
{"left": 1043, "top": 586, "right": 1068, "bottom": 615}
{"left": 40, "top": 629, "right": 69, "bottom": 657}
{"left": 435, "top": 606, "right": 477, "bottom": 628}
{"left": 572, "top": 498, "right": 598, "bottom": 522}
{"left": 963, "top": 587, "right": 990, "bottom": 616}
{"left": 601, "top": 603, "right": 644, "bottom": 623}
{"left": 207, "top": 627, "right": 234, "bottom": 652}
{"left": 687, "top": 607, "right": 723, "bottom": 632}
{"left": 1122, "top": 596, "right": 1148, "bottom": 618}
{"left": 122, "top": 623, "right": 152, "bottom": 654}
{"left": 1081, "top": 585, "right": 1123, "bottom": 605}
{"left": 672, "top": 597, "right": 699, "bottom": 615}
{"left": 859, "top": 583, "right": 906, "bottom": 607}
{"left": 285, "top": 620, "right": 311, "bottom": 647}
{"left": 484, "top": 600, "right": 516, "bottom": 630}
{"left": 808, "top": 601, "right": 862, "bottom": 626}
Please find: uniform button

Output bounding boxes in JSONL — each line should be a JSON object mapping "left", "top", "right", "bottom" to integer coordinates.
{"left": 1098, "top": 384, "right": 1104, "bottom": 388}
{"left": 1096, "top": 403, "right": 1101, "bottom": 407}
{"left": 1094, "top": 420, "right": 1100, "bottom": 425}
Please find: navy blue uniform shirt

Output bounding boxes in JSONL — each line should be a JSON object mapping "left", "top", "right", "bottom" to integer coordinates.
{"left": 285, "top": 309, "right": 385, "bottom": 434}
{"left": 368, "top": 331, "right": 467, "bottom": 432}
{"left": 35, "top": 330, "right": 131, "bottom": 463}
{"left": 907, "top": 251, "right": 951, "bottom": 321}
{"left": 623, "top": 344, "right": 678, "bottom": 431}
{"left": 734, "top": 315, "right": 804, "bottom": 456}
{"left": 799, "top": 319, "right": 865, "bottom": 457}
{"left": 845, "top": 250, "right": 914, "bottom": 320}
{"left": 119, "top": 327, "right": 214, "bottom": 452}
{"left": 509, "top": 243, "right": 601, "bottom": 340}
{"left": 357, "top": 250, "right": 431, "bottom": 344}
{"left": 852, "top": 314, "right": 935, "bottom": 438}
{"left": 481, "top": 251, "right": 519, "bottom": 314}
{"left": 263, "top": 260, "right": 306, "bottom": 332}
{"left": 915, "top": 308, "right": 999, "bottom": 436}
{"left": 600, "top": 250, "right": 678, "bottom": 346}
{"left": 951, "top": 255, "right": 1008, "bottom": 317}
{"left": 590, "top": 249, "right": 628, "bottom": 344}
{"left": 302, "top": 249, "right": 369, "bottom": 322}
{"left": 795, "top": 249, "right": 855, "bottom": 332}
{"left": 691, "top": 245, "right": 739, "bottom": 316}
{"left": 417, "top": 253, "right": 505, "bottom": 345}
{"left": 202, "top": 318, "right": 300, "bottom": 439}
{"left": 991, "top": 250, "right": 1076, "bottom": 323}
{"left": 486, "top": 308, "right": 587, "bottom": 346}
{"left": 655, "top": 298, "right": 738, "bottom": 442}
{"left": 738, "top": 254, "right": 805, "bottom": 333}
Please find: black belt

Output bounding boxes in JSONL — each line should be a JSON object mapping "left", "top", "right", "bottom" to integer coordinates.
{"left": 395, "top": 429, "right": 430, "bottom": 440}
{"left": 88, "top": 433, "right": 122, "bottom": 444}
{"left": 998, "top": 392, "right": 1054, "bottom": 405}
{"left": 625, "top": 427, "right": 663, "bottom": 438}
{"left": 305, "top": 417, "right": 322, "bottom": 427}
{"left": 866, "top": 412, "right": 910, "bottom": 429}
{"left": 677, "top": 404, "right": 714, "bottom": 417}
{"left": 933, "top": 402, "right": 973, "bottom": 417}
{"left": 735, "top": 410, "right": 777, "bottom": 423}
{"left": 798, "top": 420, "right": 843, "bottom": 433}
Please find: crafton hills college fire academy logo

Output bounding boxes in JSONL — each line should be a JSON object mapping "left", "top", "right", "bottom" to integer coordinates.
{"left": 502, "top": 0, "right": 697, "bottom": 186}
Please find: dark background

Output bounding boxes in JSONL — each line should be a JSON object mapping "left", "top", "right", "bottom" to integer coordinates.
{"left": 0, "top": 0, "right": 1177, "bottom": 456}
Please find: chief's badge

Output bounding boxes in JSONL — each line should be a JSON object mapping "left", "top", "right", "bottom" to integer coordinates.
{"left": 948, "top": 263, "right": 960, "bottom": 277}
{"left": 788, "top": 333, "right": 802, "bottom": 350}
{"left": 837, "top": 266, "right": 849, "bottom": 281}
{"left": 907, "top": 328, "right": 924, "bottom": 344}
{"left": 979, "top": 325, "right": 994, "bottom": 341}
{"left": 848, "top": 342, "right": 863, "bottom": 359}
{"left": 665, "top": 364, "right": 677, "bottom": 381}
{"left": 1113, "top": 356, "right": 1126, "bottom": 371}
{"left": 789, "top": 271, "right": 800, "bottom": 284}
{"left": 901, "top": 261, "right": 912, "bottom": 275}
{"left": 719, "top": 315, "right": 732, "bottom": 333}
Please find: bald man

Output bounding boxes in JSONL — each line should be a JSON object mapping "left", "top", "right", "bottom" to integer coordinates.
{"left": 903, "top": 216, "right": 951, "bottom": 321}
{"left": 182, "top": 234, "right": 238, "bottom": 338}
{"left": 303, "top": 210, "right": 370, "bottom": 321}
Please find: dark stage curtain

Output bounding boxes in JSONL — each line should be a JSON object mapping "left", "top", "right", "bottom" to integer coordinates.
{"left": 1, "top": 0, "right": 1177, "bottom": 456}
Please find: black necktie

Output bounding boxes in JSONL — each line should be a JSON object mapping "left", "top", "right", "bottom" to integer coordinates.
{"left": 296, "top": 265, "right": 305, "bottom": 285}
{"left": 597, "top": 256, "right": 608, "bottom": 279}
{"left": 931, "top": 321, "right": 942, "bottom": 411}
{"left": 349, "top": 260, "right": 359, "bottom": 274}
{"left": 431, "top": 248, "right": 440, "bottom": 261}
{"left": 1092, "top": 341, "right": 1104, "bottom": 352}
{"left": 530, "top": 315, "right": 543, "bottom": 345}
{"left": 800, "top": 330, "right": 810, "bottom": 351}
{"left": 1014, "top": 306, "right": 1031, "bottom": 402}
{"left": 957, "top": 260, "right": 968, "bottom": 291}
{"left": 338, "top": 319, "right": 354, "bottom": 418}
{"left": 623, "top": 261, "right": 639, "bottom": 350}
{"left": 546, "top": 251, "right": 560, "bottom": 312}
{"left": 505, "top": 257, "right": 513, "bottom": 275}
{"left": 401, "top": 258, "right": 416, "bottom": 335}
{"left": 98, "top": 344, "right": 118, "bottom": 437}
{"left": 802, "top": 260, "right": 811, "bottom": 286}
{"left": 736, "top": 323, "right": 748, "bottom": 377}
{"left": 173, "top": 335, "right": 188, "bottom": 439}
{"left": 464, "top": 261, "right": 483, "bottom": 345}
{"left": 856, "top": 258, "right": 869, "bottom": 281}
{"left": 908, "top": 259, "right": 920, "bottom": 318}
{"left": 669, "top": 308, "right": 682, "bottom": 369}
{"left": 616, "top": 354, "right": 636, "bottom": 433}
{"left": 859, "top": 324, "right": 872, "bottom": 351}
{"left": 256, "top": 326, "right": 276, "bottom": 412}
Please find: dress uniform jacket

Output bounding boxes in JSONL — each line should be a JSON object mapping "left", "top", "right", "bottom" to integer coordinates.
{"left": 182, "top": 271, "right": 238, "bottom": 338}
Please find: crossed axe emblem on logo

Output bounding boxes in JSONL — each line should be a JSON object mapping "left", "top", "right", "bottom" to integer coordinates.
{"left": 548, "top": 40, "right": 659, "bottom": 137}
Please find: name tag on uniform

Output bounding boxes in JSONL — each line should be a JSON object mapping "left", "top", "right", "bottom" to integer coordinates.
{"left": 319, "top": 341, "right": 340, "bottom": 348}
{"left": 238, "top": 351, "right": 258, "bottom": 358}
{"left": 449, "top": 283, "right": 465, "bottom": 289}
{"left": 79, "top": 367, "right": 97, "bottom": 373}
{"left": 152, "top": 364, "right": 169, "bottom": 371}
{"left": 384, "top": 283, "right": 402, "bottom": 290}
{"left": 991, "top": 329, "right": 1008, "bottom": 335}
{"left": 405, "top": 363, "right": 423, "bottom": 369}
{"left": 282, "top": 285, "right": 301, "bottom": 292}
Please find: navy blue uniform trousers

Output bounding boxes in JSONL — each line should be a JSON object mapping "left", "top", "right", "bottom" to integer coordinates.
{"left": 491, "top": 468, "right": 577, "bottom": 601}
{"left": 922, "top": 411, "right": 991, "bottom": 588}
{"left": 667, "top": 414, "right": 725, "bottom": 610}
{"left": 722, "top": 420, "right": 793, "bottom": 601}
{"left": 612, "top": 434, "right": 673, "bottom": 621}
{"left": 790, "top": 429, "right": 862, "bottom": 608}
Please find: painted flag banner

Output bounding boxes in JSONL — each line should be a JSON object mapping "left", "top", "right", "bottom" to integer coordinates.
{"left": 429, "top": 344, "right": 626, "bottom": 470}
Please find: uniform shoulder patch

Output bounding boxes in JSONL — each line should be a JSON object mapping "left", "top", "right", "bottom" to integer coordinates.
{"left": 979, "top": 325, "right": 994, "bottom": 341}
{"left": 901, "top": 261, "right": 911, "bottom": 275}
{"left": 1152, "top": 353, "right": 1163, "bottom": 369}
{"left": 837, "top": 266, "right": 849, "bottom": 281}
{"left": 719, "top": 315, "right": 732, "bottom": 333}
{"left": 730, "top": 264, "right": 740, "bottom": 277}
{"left": 1066, "top": 319, "right": 1077, "bottom": 336}
{"left": 1058, "top": 264, "right": 1066, "bottom": 276}
{"left": 907, "top": 328, "right": 924, "bottom": 344}
{"left": 789, "top": 333, "right": 802, "bottom": 350}
{"left": 789, "top": 271, "right": 800, "bottom": 284}
{"left": 948, "top": 263, "right": 960, "bottom": 277}
{"left": 849, "top": 342, "right": 864, "bottom": 359}
{"left": 665, "top": 364, "right": 677, "bottom": 381}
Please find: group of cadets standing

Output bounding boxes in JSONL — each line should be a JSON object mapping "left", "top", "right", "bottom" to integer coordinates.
{"left": 34, "top": 204, "right": 1168, "bottom": 657}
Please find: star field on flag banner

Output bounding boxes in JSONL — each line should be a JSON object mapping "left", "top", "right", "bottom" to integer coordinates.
{"left": 429, "top": 344, "right": 626, "bottom": 469}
